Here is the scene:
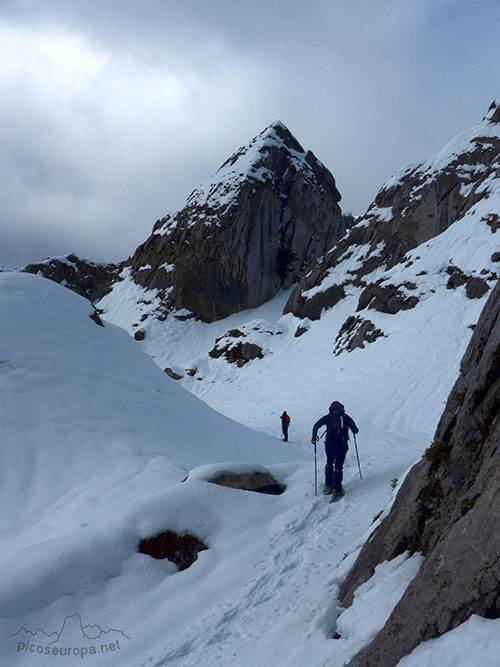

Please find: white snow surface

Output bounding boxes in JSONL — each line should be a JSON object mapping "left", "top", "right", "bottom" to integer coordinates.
{"left": 399, "top": 615, "right": 500, "bottom": 667}
{"left": 0, "top": 271, "right": 438, "bottom": 667}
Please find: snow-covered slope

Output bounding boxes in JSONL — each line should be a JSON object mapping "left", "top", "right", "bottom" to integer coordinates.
{"left": 1, "top": 271, "right": 435, "bottom": 667}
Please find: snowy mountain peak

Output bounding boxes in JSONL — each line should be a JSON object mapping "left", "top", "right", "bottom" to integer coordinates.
{"left": 485, "top": 97, "right": 500, "bottom": 123}
{"left": 235, "top": 119, "right": 309, "bottom": 162}
{"left": 154, "top": 120, "right": 329, "bottom": 240}
{"left": 112, "top": 122, "right": 344, "bottom": 322}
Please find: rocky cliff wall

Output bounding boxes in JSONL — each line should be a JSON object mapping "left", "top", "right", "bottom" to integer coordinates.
{"left": 338, "top": 276, "right": 500, "bottom": 666}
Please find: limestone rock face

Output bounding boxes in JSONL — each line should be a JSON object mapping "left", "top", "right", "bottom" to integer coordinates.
{"left": 285, "top": 98, "right": 500, "bottom": 321}
{"left": 339, "top": 277, "right": 500, "bottom": 667}
{"left": 127, "top": 121, "right": 344, "bottom": 322}
{"left": 23, "top": 254, "right": 120, "bottom": 302}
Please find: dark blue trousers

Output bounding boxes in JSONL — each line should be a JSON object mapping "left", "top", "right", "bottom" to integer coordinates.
{"left": 325, "top": 436, "right": 348, "bottom": 490}
{"left": 282, "top": 422, "right": 289, "bottom": 442}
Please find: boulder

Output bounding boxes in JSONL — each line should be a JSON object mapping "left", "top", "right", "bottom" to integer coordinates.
{"left": 209, "top": 341, "right": 264, "bottom": 367}
{"left": 209, "top": 471, "right": 286, "bottom": 495}
{"left": 164, "top": 367, "right": 183, "bottom": 380}
{"left": 138, "top": 530, "right": 208, "bottom": 570}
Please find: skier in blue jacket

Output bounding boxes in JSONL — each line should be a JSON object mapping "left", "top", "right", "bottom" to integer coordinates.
{"left": 311, "top": 401, "right": 358, "bottom": 499}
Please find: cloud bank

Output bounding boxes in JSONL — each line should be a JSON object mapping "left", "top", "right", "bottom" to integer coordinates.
{"left": 1, "top": 0, "right": 499, "bottom": 267}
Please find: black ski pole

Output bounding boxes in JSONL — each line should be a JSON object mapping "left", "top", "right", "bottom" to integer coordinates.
{"left": 354, "top": 434, "right": 362, "bottom": 480}
{"left": 314, "top": 429, "right": 326, "bottom": 495}
{"left": 314, "top": 441, "right": 318, "bottom": 496}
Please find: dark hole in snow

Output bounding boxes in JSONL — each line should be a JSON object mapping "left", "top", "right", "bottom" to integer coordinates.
{"left": 138, "top": 530, "right": 208, "bottom": 570}
{"left": 209, "top": 472, "right": 286, "bottom": 495}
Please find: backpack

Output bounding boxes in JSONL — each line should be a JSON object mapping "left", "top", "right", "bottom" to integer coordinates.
{"left": 327, "top": 402, "right": 349, "bottom": 442}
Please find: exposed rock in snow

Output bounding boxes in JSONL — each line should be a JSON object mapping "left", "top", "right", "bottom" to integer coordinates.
{"left": 209, "top": 471, "right": 286, "bottom": 495}
{"left": 356, "top": 282, "right": 419, "bottom": 314}
{"left": 208, "top": 320, "right": 283, "bottom": 366}
{"left": 333, "top": 316, "right": 386, "bottom": 355}
{"left": 164, "top": 367, "right": 183, "bottom": 380}
{"left": 209, "top": 340, "right": 264, "bottom": 367}
{"left": 285, "top": 282, "right": 346, "bottom": 321}
{"left": 465, "top": 276, "right": 490, "bottom": 299}
{"left": 23, "top": 253, "right": 121, "bottom": 302}
{"left": 339, "top": 276, "right": 500, "bottom": 667}
{"left": 138, "top": 530, "right": 208, "bottom": 570}
{"left": 446, "top": 266, "right": 491, "bottom": 299}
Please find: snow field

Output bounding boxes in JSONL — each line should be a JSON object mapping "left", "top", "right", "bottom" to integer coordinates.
{"left": 3, "top": 199, "right": 498, "bottom": 667}
{"left": 0, "top": 272, "right": 428, "bottom": 666}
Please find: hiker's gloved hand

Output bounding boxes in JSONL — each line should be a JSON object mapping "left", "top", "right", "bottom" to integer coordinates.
{"left": 311, "top": 438, "right": 317, "bottom": 445}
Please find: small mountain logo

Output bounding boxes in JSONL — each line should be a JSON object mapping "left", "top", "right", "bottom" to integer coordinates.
{"left": 10, "top": 613, "right": 130, "bottom": 645}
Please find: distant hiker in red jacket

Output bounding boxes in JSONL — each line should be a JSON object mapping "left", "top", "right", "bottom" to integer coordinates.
{"left": 280, "top": 411, "right": 290, "bottom": 442}
{"left": 311, "top": 401, "right": 358, "bottom": 499}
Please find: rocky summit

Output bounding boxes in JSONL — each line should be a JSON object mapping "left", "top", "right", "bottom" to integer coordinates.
{"left": 125, "top": 121, "right": 344, "bottom": 322}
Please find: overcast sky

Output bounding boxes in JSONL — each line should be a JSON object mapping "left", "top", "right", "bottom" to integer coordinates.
{"left": 1, "top": 0, "right": 499, "bottom": 268}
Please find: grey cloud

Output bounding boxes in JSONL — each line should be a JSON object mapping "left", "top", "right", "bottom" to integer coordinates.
{"left": 1, "top": 0, "right": 499, "bottom": 267}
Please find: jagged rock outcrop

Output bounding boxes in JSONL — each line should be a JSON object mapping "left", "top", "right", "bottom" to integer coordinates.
{"left": 23, "top": 254, "right": 120, "bottom": 303}
{"left": 338, "top": 277, "right": 500, "bottom": 667}
{"left": 208, "top": 321, "right": 281, "bottom": 366}
{"left": 126, "top": 121, "right": 344, "bottom": 322}
{"left": 333, "top": 316, "right": 385, "bottom": 355}
{"left": 356, "top": 282, "right": 419, "bottom": 314}
{"left": 285, "top": 98, "right": 500, "bottom": 321}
